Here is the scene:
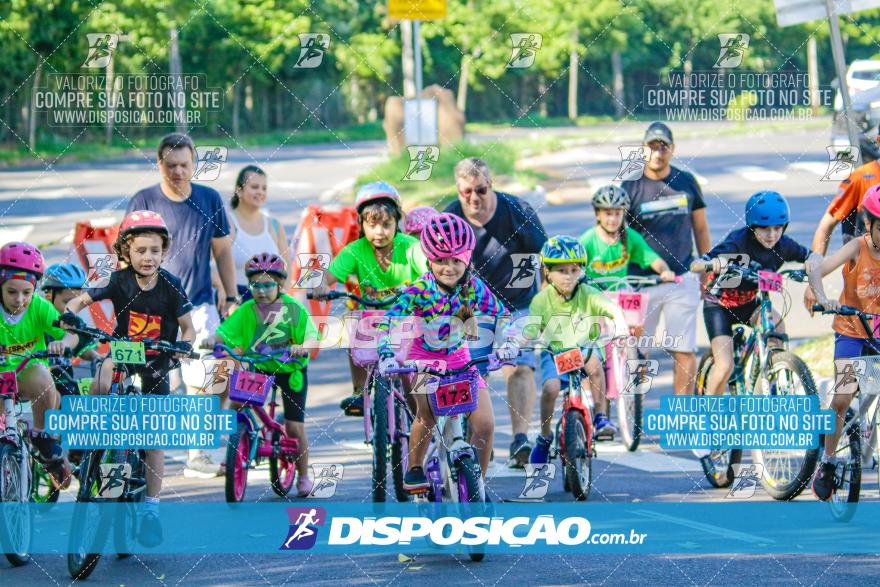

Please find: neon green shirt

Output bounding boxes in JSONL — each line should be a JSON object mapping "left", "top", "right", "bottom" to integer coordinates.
{"left": 524, "top": 283, "right": 628, "bottom": 353}
{"left": 578, "top": 227, "right": 660, "bottom": 281}
{"left": 216, "top": 294, "right": 317, "bottom": 391}
{"left": 328, "top": 232, "right": 427, "bottom": 294}
{"left": 0, "top": 295, "right": 65, "bottom": 372}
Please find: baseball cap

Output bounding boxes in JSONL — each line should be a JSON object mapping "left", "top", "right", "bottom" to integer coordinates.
{"left": 644, "top": 122, "right": 674, "bottom": 145}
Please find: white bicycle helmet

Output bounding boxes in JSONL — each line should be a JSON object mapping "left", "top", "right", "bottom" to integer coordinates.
{"left": 592, "top": 185, "right": 631, "bottom": 210}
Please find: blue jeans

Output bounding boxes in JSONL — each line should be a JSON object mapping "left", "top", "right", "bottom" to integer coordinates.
{"left": 470, "top": 310, "right": 536, "bottom": 376}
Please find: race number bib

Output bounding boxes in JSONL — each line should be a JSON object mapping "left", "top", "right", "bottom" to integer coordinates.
{"left": 110, "top": 341, "right": 146, "bottom": 365}
{"left": 757, "top": 270, "right": 782, "bottom": 293}
{"left": 554, "top": 348, "right": 585, "bottom": 375}
{"left": 434, "top": 379, "right": 474, "bottom": 410}
{"left": 0, "top": 371, "right": 17, "bottom": 397}
{"left": 229, "top": 370, "right": 274, "bottom": 405}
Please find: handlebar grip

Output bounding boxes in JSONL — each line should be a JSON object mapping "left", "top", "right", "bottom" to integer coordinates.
{"left": 811, "top": 303, "right": 825, "bottom": 313}
{"left": 306, "top": 293, "right": 314, "bottom": 300}
{"left": 690, "top": 260, "right": 710, "bottom": 273}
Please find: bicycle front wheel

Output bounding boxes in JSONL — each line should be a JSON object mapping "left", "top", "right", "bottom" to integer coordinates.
{"left": 563, "top": 411, "right": 592, "bottom": 501}
{"left": 752, "top": 351, "right": 819, "bottom": 500}
{"left": 617, "top": 347, "right": 643, "bottom": 452}
{"left": 695, "top": 352, "right": 741, "bottom": 487}
{"left": 68, "top": 449, "right": 113, "bottom": 580}
{"left": 827, "top": 410, "right": 861, "bottom": 522}
{"left": 455, "top": 456, "right": 485, "bottom": 562}
{"left": 0, "top": 442, "right": 31, "bottom": 567}
{"left": 225, "top": 422, "right": 251, "bottom": 503}
{"left": 391, "top": 391, "right": 411, "bottom": 503}
{"left": 371, "top": 376, "right": 390, "bottom": 502}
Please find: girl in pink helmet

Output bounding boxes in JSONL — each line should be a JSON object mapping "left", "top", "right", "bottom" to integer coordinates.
{"left": 374, "top": 213, "right": 519, "bottom": 493}
{"left": 206, "top": 252, "right": 319, "bottom": 497}
{"left": 808, "top": 184, "right": 880, "bottom": 502}
{"left": 0, "top": 242, "right": 80, "bottom": 477}
{"left": 322, "top": 182, "right": 429, "bottom": 416}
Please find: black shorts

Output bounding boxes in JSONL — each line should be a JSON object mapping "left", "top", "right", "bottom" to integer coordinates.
{"left": 703, "top": 300, "right": 758, "bottom": 340}
{"left": 98, "top": 359, "right": 171, "bottom": 395}
{"left": 260, "top": 369, "right": 308, "bottom": 423}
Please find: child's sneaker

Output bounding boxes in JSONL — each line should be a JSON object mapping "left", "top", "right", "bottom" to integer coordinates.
{"left": 340, "top": 393, "right": 364, "bottom": 417}
{"left": 138, "top": 511, "right": 163, "bottom": 547}
{"left": 529, "top": 434, "right": 553, "bottom": 464}
{"left": 403, "top": 467, "right": 429, "bottom": 493}
{"left": 811, "top": 461, "right": 836, "bottom": 502}
{"left": 297, "top": 475, "right": 314, "bottom": 498}
{"left": 593, "top": 413, "right": 617, "bottom": 439}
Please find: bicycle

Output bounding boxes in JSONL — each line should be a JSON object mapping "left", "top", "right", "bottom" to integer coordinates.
{"left": 0, "top": 348, "right": 72, "bottom": 567}
{"left": 308, "top": 290, "right": 413, "bottom": 503}
{"left": 386, "top": 353, "right": 511, "bottom": 561}
{"left": 542, "top": 346, "right": 599, "bottom": 501}
{"left": 60, "top": 322, "right": 198, "bottom": 580}
{"left": 811, "top": 303, "right": 880, "bottom": 521}
{"left": 590, "top": 274, "right": 681, "bottom": 451}
{"left": 206, "top": 343, "right": 305, "bottom": 503}
{"left": 691, "top": 262, "right": 818, "bottom": 499}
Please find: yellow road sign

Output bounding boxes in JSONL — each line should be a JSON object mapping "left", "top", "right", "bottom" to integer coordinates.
{"left": 388, "top": 0, "right": 447, "bottom": 20}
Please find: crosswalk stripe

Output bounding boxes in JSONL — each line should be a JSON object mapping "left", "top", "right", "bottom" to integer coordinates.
{"left": 730, "top": 166, "right": 786, "bottom": 181}
{"left": 787, "top": 161, "right": 829, "bottom": 177}
{"left": 595, "top": 442, "right": 703, "bottom": 472}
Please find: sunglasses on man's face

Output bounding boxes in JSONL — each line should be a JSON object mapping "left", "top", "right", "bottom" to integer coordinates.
{"left": 647, "top": 141, "right": 672, "bottom": 152}
{"left": 249, "top": 281, "right": 278, "bottom": 291}
{"left": 459, "top": 185, "right": 489, "bottom": 196}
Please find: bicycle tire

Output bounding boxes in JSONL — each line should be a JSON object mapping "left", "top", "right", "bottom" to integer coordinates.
{"left": 827, "top": 410, "right": 861, "bottom": 523}
{"left": 752, "top": 351, "right": 819, "bottom": 500}
{"left": 30, "top": 459, "right": 59, "bottom": 504}
{"left": 563, "top": 411, "right": 592, "bottom": 501}
{"left": 67, "top": 449, "right": 112, "bottom": 580}
{"left": 695, "top": 351, "right": 742, "bottom": 488}
{"left": 371, "top": 376, "right": 390, "bottom": 502}
{"left": 391, "top": 394, "right": 411, "bottom": 502}
{"left": 455, "top": 455, "right": 485, "bottom": 562}
{"left": 0, "top": 442, "right": 31, "bottom": 567}
{"left": 225, "top": 422, "right": 251, "bottom": 503}
{"left": 269, "top": 429, "right": 296, "bottom": 498}
{"left": 617, "top": 347, "right": 643, "bottom": 451}
{"left": 114, "top": 449, "right": 145, "bottom": 558}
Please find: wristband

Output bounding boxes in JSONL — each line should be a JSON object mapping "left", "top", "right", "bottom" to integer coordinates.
{"left": 225, "top": 296, "right": 238, "bottom": 302}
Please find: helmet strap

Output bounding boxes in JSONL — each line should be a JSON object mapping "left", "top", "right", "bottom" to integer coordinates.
{"left": 869, "top": 218, "right": 880, "bottom": 250}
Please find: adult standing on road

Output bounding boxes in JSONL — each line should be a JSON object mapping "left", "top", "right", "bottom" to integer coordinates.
{"left": 623, "top": 122, "right": 712, "bottom": 395}
{"left": 127, "top": 133, "right": 237, "bottom": 478}
{"left": 224, "top": 165, "right": 292, "bottom": 303}
{"left": 444, "top": 157, "right": 548, "bottom": 467}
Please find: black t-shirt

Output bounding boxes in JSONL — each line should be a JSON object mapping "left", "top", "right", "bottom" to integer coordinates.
{"left": 444, "top": 192, "right": 548, "bottom": 311}
{"left": 623, "top": 166, "right": 706, "bottom": 275}
{"left": 89, "top": 267, "right": 193, "bottom": 368}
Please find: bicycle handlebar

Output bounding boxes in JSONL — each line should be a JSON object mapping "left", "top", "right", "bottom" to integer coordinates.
{"left": 307, "top": 290, "right": 401, "bottom": 308}
{"left": 384, "top": 352, "right": 513, "bottom": 377}
{"left": 55, "top": 321, "right": 200, "bottom": 359}
{"left": 589, "top": 274, "right": 681, "bottom": 291}
{"left": 812, "top": 304, "right": 878, "bottom": 343}
{"left": 206, "top": 343, "right": 306, "bottom": 368}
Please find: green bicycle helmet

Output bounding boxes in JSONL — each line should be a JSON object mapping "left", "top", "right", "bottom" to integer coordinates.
{"left": 540, "top": 235, "right": 587, "bottom": 266}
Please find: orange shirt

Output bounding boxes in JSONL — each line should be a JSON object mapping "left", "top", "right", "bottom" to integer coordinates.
{"left": 827, "top": 161, "right": 880, "bottom": 222}
{"left": 833, "top": 235, "right": 880, "bottom": 338}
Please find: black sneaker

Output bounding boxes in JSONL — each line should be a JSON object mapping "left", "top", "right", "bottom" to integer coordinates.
{"left": 812, "top": 461, "right": 836, "bottom": 502}
{"left": 699, "top": 453, "right": 716, "bottom": 479}
{"left": 138, "top": 511, "right": 163, "bottom": 547}
{"left": 403, "top": 467, "right": 429, "bottom": 493}
{"left": 339, "top": 394, "right": 364, "bottom": 417}
{"left": 508, "top": 433, "right": 531, "bottom": 469}
{"left": 30, "top": 431, "right": 62, "bottom": 462}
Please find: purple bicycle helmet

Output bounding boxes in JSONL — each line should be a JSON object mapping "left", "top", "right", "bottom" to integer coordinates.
{"left": 244, "top": 252, "right": 287, "bottom": 279}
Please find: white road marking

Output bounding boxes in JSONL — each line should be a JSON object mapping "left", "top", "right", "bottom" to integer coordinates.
{"left": 274, "top": 181, "right": 314, "bottom": 190}
{"left": 632, "top": 509, "right": 775, "bottom": 544}
{"left": 730, "top": 166, "right": 786, "bottom": 181}
{"left": 595, "top": 442, "right": 704, "bottom": 472}
{"left": 0, "top": 225, "right": 34, "bottom": 242}
{"left": 320, "top": 178, "right": 356, "bottom": 202}
{"left": 788, "top": 161, "right": 831, "bottom": 177}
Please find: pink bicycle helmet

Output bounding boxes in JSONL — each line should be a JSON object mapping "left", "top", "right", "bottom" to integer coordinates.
{"left": 244, "top": 252, "right": 287, "bottom": 279}
{"left": 0, "top": 242, "right": 45, "bottom": 276}
{"left": 403, "top": 206, "right": 440, "bottom": 236}
{"left": 860, "top": 184, "right": 880, "bottom": 219}
{"left": 420, "top": 213, "right": 476, "bottom": 264}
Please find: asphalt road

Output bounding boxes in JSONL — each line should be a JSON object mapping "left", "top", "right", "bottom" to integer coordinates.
{"left": 1, "top": 120, "right": 874, "bottom": 586}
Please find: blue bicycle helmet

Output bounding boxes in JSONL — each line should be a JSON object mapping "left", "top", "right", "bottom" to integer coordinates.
{"left": 42, "top": 263, "right": 87, "bottom": 290}
{"left": 744, "top": 191, "right": 789, "bottom": 227}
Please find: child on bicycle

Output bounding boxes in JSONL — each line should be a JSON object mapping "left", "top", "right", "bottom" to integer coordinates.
{"left": 0, "top": 243, "right": 81, "bottom": 468}
{"left": 206, "top": 252, "right": 318, "bottom": 497}
{"left": 523, "top": 236, "right": 629, "bottom": 461}
{"left": 691, "top": 192, "right": 820, "bottom": 402}
{"left": 807, "top": 184, "right": 880, "bottom": 501}
{"left": 376, "top": 213, "right": 518, "bottom": 493}
{"left": 579, "top": 185, "right": 676, "bottom": 286}
{"left": 64, "top": 211, "right": 195, "bottom": 547}
{"left": 41, "top": 264, "right": 103, "bottom": 396}
{"left": 322, "top": 182, "right": 428, "bottom": 417}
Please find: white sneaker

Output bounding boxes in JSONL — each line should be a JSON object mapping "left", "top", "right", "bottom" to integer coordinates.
{"left": 184, "top": 455, "right": 222, "bottom": 479}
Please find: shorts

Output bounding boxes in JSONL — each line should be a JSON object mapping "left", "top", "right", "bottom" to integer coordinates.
{"left": 470, "top": 309, "right": 536, "bottom": 376}
{"left": 50, "top": 364, "right": 79, "bottom": 396}
{"left": 261, "top": 368, "right": 308, "bottom": 423}
{"left": 180, "top": 303, "right": 221, "bottom": 389}
{"left": 833, "top": 333, "right": 880, "bottom": 360}
{"left": 642, "top": 272, "right": 701, "bottom": 353}
{"left": 703, "top": 300, "right": 759, "bottom": 341}
{"left": 98, "top": 359, "right": 171, "bottom": 395}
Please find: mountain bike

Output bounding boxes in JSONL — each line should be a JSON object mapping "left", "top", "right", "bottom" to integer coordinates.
{"left": 61, "top": 323, "right": 198, "bottom": 580}
{"left": 308, "top": 290, "right": 413, "bottom": 502}
{"left": 591, "top": 274, "right": 681, "bottom": 451}
{"left": 692, "top": 262, "right": 818, "bottom": 499}
{"left": 386, "top": 353, "right": 512, "bottom": 561}
{"left": 0, "top": 348, "right": 71, "bottom": 567}
{"left": 207, "top": 343, "right": 305, "bottom": 502}
{"left": 811, "top": 303, "right": 880, "bottom": 521}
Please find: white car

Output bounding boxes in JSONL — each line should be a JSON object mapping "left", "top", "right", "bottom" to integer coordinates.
{"left": 834, "top": 59, "right": 880, "bottom": 111}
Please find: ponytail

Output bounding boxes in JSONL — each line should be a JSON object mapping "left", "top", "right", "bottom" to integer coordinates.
{"left": 455, "top": 269, "right": 479, "bottom": 339}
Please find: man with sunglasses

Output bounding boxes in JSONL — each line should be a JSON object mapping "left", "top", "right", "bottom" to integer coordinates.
{"left": 444, "top": 157, "right": 548, "bottom": 468}
{"left": 622, "top": 122, "right": 712, "bottom": 396}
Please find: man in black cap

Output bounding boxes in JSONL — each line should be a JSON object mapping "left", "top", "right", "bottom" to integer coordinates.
{"left": 622, "top": 122, "right": 712, "bottom": 395}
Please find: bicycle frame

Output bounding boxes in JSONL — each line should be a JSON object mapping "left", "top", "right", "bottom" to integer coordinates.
{"left": 234, "top": 385, "right": 298, "bottom": 464}
{"left": 557, "top": 362, "right": 593, "bottom": 460}
{"left": 361, "top": 364, "right": 409, "bottom": 448}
